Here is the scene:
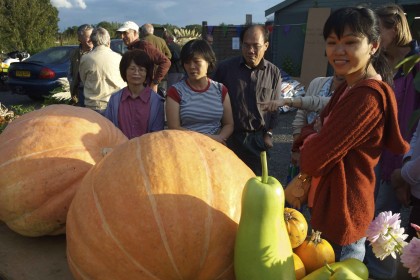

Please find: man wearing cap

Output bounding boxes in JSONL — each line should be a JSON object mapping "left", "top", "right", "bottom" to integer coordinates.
{"left": 117, "top": 21, "right": 170, "bottom": 93}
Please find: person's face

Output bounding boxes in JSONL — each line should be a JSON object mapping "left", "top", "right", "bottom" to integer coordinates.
{"left": 126, "top": 61, "right": 147, "bottom": 86}
{"left": 78, "top": 29, "right": 93, "bottom": 51}
{"left": 121, "top": 29, "right": 138, "bottom": 46}
{"left": 325, "top": 26, "right": 378, "bottom": 82}
{"left": 183, "top": 54, "right": 209, "bottom": 81}
{"left": 379, "top": 20, "right": 396, "bottom": 51}
{"left": 241, "top": 27, "right": 268, "bottom": 68}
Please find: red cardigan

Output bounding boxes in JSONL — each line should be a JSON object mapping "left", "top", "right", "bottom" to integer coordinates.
{"left": 295, "top": 79, "right": 409, "bottom": 246}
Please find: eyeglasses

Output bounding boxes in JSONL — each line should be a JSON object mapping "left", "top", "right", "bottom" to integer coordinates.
{"left": 242, "top": 43, "right": 265, "bottom": 51}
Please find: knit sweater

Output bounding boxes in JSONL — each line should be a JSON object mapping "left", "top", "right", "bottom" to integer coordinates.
{"left": 295, "top": 79, "right": 409, "bottom": 246}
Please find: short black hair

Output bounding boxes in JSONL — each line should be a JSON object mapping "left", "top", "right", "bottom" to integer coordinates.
{"left": 240, "top": 25, "right": 269, "bottom": 43}
{"left": 119, "top": 50, "right": 153, "bottom": 83}
{"left": 180, "top": 39, "right": 216, "bottom": 73}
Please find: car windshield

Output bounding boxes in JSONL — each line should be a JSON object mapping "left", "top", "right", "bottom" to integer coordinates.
{"left": 26, "top": 47, "right": 75, "bottom": 64}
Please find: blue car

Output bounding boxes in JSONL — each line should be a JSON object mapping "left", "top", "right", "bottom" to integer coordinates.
{"left": 7, "top": 45, "right": 77, "bottom": 100}
{"left": 6, "top": 39, "right": 127, "bottom": 100}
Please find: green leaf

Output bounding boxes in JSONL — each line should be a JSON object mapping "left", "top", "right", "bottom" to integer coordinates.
{"left": 408, "top": 109, "right": 420, "bottom": 133}
{"left": 395, "top": 54, "right": 420, "bottom": 75}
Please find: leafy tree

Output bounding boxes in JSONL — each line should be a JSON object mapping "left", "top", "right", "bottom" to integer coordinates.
{"left": 0, "top": 0, "right": 59, "bottom": 54}
{"left": 96, "top": 21, "right": 122, "bottom": 38}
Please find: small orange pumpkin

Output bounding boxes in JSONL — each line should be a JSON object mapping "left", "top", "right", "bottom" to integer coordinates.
{"left": 0, "top": 105, "right": 128, "bottom": 236}
{"left": 294, "top": 230, "right": 335, "bottom": 274}
{"left": 293, "top": 253, "right": 306, "bottom": 280}
{"left": 284, "top": 207, "right": 308, "bottom": 248}
{"left": 66, "top": 130, "right": 255, "bottom": 280}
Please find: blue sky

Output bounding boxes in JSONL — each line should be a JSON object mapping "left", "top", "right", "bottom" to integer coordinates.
{"left": 51, "top": 0, "right": 280, "bottom": 31}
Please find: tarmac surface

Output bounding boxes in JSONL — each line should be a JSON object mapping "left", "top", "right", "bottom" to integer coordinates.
{"left": 0, "top": 87, "right": 296, "bottom": 280}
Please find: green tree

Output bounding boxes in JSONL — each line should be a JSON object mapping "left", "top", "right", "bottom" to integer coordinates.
{"left": 0, "top": 0, "right": 59, "bottom": 54}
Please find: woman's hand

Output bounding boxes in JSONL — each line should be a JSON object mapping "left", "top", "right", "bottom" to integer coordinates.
{"left": 258, "top": 99, "right": 286, "bottom": 112}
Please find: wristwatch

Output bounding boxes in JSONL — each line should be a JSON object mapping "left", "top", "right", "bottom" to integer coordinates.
{"left": 266, "top": 131, "right": 273, "bottom": 137}
{"left": 152, "top": 79, "right": 160, "bottom": 86}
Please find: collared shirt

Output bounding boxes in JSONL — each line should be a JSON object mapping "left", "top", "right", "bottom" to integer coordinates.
{"left": 127, "top": 39, "right": 171, "bottom": 84}
{"left": 118, "top": 87, "right": 151, "bottom": 139}
{"left": 213, "top": 56, "right": 281, "bottom": 132}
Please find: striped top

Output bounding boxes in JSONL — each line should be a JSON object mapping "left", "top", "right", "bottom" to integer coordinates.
{"left": 167, "top": 78, "right": 228, "bottom": 135}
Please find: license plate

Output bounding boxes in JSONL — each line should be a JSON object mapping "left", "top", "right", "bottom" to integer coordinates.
{"left": 16, "top": 70, "right": 30, "bottom": 77}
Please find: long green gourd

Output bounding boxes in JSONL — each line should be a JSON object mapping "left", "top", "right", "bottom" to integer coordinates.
{"left": 234, "top": 151, "right": 295, "bottom": 280}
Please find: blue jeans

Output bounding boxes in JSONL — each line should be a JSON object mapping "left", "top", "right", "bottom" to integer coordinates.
{"left": 331, "top": 237, "right": 366, "bottom": 262}
{"left": 364, "top": 165, "right": 400, "bottom": 279}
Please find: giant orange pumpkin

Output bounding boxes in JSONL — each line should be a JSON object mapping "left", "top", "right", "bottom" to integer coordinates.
{"left": 66, "top": 130, "right": 255, "bottom": 280}
{"left": 0, "top": 104, "right": 128, "bottom": 236}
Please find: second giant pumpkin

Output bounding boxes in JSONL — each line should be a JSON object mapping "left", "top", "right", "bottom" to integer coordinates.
{"left": 66, "top": 130, "right": 255, "bottom": 280}
{"left": 0, "top": 105, "right": 128, "bottom": 236}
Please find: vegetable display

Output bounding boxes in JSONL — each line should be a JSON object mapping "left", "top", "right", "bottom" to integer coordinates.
{"left": 294, "top": 230, "right": 335, "bottom": 274}
{"left": 234, "top": 151, "right": 295, "bottom": 280}
{"left": 0, "top": 104, "right": 128, "bottom": 236}
{"left": 66, "top": 130, "right": 255, "bottom": 280}
{"left": 285, "top": 207, "right": 308, "bottom": 248}
{"left": 301, "top": 258, "right": 369, "bottom": 280}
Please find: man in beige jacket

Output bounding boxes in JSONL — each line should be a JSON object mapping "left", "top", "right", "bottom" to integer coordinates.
{"left": 79, "top": 27, "right": 126, "bottom": 113}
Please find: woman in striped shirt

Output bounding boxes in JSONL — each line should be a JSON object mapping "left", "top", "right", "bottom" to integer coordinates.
{"left": 166, "top": 39, "right": 234, "bottom": 145}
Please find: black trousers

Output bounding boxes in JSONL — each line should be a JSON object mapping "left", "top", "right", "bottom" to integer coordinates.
{"left": 227, "top": 131, "right": 268, "bottom": 175}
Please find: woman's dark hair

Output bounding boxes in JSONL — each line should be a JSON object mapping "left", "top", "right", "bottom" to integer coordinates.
{"left": 119, "top": 50, "right": 153, "bottom": 83}
{"left": 180, "top": 39, "right": 216, "bottom": 73}
{"left": 323, "top": 7, "right": 393, "bottom": 86}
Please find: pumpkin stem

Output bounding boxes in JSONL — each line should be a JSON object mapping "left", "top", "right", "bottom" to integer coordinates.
{"left": 309, "top": 229, "right": 323, "bottom": 245}
{"left": 260, "top": 151, "right": 268, "bottom": 184}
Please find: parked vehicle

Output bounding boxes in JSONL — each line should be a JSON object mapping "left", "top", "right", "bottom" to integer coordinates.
{"left": 110, "top": 39, "right": 127, "bottom": 55}
{"left": 6, "top": 46, "right": 77, "bottom": 100}
{"left": 0, "top": 51, "right": 30, "bottom": 85}
{"left": 6, "top": 39, "right": 127, "bottom": 100}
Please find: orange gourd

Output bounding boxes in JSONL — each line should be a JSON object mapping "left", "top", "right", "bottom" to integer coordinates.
{"left": 293, "top": 253, "right": 306, "bottom": 280}
{"left": 0, "top": 104, "right": 128, "bottom": 236}
{"left": 284, "top": 207, "right": 308, "bottom": 248}
{"left": 66, "top": 130, "right": 255, "bottom": 280}
{"left": 294, "top": 230, "right": 335, "bottom": 274}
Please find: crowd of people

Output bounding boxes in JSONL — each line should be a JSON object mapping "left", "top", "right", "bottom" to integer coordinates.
{"left": 67, "top": 5, "right": 419, "bottom": 279}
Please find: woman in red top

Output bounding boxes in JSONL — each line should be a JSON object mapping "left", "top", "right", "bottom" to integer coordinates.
{"left": 261, "top": 7, "right": 409, "bottom": 262}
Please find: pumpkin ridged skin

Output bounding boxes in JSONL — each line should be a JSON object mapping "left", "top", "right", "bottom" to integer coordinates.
{"left": 294, "top": 230, "right": 335, "bottom": 274}
{"left": 0, "top": 104, "right": 128, "bottom": 236}
{"left": 285, "top": 207, "right": 308, "bottom": 248}
{"left": 66, "top": 130, "right": 255, "bottom": 280}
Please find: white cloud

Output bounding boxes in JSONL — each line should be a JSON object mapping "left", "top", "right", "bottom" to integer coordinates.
{"left": 74, "top": 0, "right": 87, "bottom": 9}
{"left": 51, "top": 0, "right": 87, "bottom": 9}
{"left": 51, "top": 0, "right": 72, "bottom": 8}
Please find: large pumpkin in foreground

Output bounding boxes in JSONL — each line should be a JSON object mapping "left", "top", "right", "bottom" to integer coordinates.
{"left": 0, "top": 104, "right": 128, "bottom": 236}
{"left": 66, "top": 130, "right": 255, "bottom": 280}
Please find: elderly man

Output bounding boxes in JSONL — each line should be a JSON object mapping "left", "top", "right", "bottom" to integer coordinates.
{"left": 117, "top": 21, "right": 170, "bottom": 93}
{"left": 68, "top": 24, "right": 94, "bottom": 106}
{"left": 79, "top": 27, "right": 125, "bottom": 113}
{"left": 213, "top": 25, "right": 281, "bottom": 174}
{"left": 140, "top": 23, "right": 171, "bottom": 59}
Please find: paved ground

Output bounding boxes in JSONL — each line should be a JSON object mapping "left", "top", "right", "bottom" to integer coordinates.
{"left": 0, "top": 87, "right": 296, "bottom": 280}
